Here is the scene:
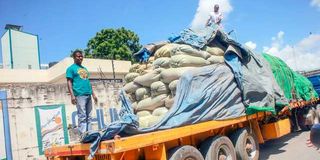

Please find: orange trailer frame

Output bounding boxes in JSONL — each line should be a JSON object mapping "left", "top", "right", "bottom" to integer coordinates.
{"left": 45, "top": 98, "right": 319, "bottom": 160}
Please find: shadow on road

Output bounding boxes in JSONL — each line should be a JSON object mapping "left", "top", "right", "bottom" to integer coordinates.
{"left": 259, "top": 131, "right": 303, "bottom": 159}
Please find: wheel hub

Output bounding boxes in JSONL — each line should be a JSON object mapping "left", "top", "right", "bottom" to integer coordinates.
{"left": 218, "top": 145, "right": 232, "bottom": 160}
{"left": 246, "top": 136, "right": 257, "bottom": 159}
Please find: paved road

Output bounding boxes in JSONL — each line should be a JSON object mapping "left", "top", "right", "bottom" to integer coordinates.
{"left": 260, "top": 131, "right": 320, "bottom": 160}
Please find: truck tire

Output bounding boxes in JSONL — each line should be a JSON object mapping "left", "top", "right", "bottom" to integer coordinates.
{"left": 200, "top": 136, "right": 236, "bottom": 160}
{"left": 230, "top": 128, "right": 259, "bottom": 160}
{"left": 167, "top": 145, "right": 204, "bottom": 160}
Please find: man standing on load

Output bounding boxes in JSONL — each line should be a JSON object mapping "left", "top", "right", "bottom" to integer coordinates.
{"left": 206, "top": 4, "right": 223, "bottom": 29}
{"left": 66, "top": 50, "right": 98, "bottom": 136}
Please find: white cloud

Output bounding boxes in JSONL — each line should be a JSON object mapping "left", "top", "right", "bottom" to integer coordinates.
{"left": 311, "top": 0, "right": 320, "bottom": 8}
{"left": 263, "top": 31, "right": 320, "bottom": 71}
{"left": 277, "top": 31, "right": 285, "bottom": 39}
{"left": 269, "top": 31, "right": 285, "bottom": 49}
{"left": 191, "top": 0, "right": 233, "bottom": 29}
{"left": 244, "top": 41, "right": 257, "bottom": 50}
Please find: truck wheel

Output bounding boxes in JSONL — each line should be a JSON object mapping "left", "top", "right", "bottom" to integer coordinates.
{"left": 167, "top": 145, "right": 204, "bottom": 160}
{"left": 230, "top": 128, "right": 259, "bottom": 160}
{"left": 200, "top": 136, "right": 236, "bottom": 160}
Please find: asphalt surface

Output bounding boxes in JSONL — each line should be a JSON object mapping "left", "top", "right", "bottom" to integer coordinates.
{"left": 260, "top": 131, "right": 320, "bottom": 160}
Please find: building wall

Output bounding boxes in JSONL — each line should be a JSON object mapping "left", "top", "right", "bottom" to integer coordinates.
{"left": 1, "top": 31, "right": 11, "bottom": 69}
{"left": 0, "top": 81, "right": 124, "bottom": 160}
{"left": 10, "top": 30, "right": 40, "bottom": 69}
{"left": 0, "top": 69, "right": 48, "bottom": 83}
{"left": 0, "top": 55, "right": 131, "bottom": 159}
{"left": 0, "top": 57, "right": 131, "bottom": 84}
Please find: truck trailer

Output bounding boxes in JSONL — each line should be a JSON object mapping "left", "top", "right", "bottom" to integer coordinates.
{"left": 45, "top": 98, "right": 319, "bottom": 160}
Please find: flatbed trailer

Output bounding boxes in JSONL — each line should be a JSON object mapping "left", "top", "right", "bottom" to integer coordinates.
{"left": 45, "top": 98, "right": 319, "bottom": 160}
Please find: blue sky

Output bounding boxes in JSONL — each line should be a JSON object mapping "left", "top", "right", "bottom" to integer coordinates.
{"left": 1, "top": 0, "right": 320, "bottom": 71}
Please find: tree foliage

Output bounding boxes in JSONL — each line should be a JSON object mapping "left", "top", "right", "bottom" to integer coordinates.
{"left": 84, "top": 27, "right": 142, "bottom": 61}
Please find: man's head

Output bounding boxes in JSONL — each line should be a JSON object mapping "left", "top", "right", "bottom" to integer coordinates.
{"left": 72, "top": 50, "right": 83, "bottom": 65}
{"left": 214, "top": 4, "right": 219, "bottom": 12}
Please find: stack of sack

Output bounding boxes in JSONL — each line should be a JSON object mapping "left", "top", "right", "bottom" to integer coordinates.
{"left": 123, "top": 42, "right": 226, "bottom": 128}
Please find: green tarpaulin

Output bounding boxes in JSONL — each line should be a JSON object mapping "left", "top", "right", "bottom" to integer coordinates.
{"left": 263, "top": 53, "right": 318, "bottom": 101}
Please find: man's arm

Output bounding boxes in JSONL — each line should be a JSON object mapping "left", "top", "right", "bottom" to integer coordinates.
{"left": 91, "top": 85, "right": 98, "bottom": 104}
{"left": 205, "top": 16, "right": 211, "bottom": 26}
{"left": 91, "top": 84, "right": 98, "bottom": 104}
{"left": 67, "top": 78, "right": 77, "bottom": 105}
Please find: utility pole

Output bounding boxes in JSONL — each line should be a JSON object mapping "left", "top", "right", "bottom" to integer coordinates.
{"left": 111, "top": 53, "right": 116, "bottom": 84}
{"left": 110, "top": 53, "right": 118, "bottom": 121}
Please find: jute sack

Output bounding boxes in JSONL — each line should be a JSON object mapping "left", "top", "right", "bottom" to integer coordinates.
{"left": 152, "top": 107, "right": 168, "bottom": 116}
{"left": 150, "top": 81, "right": 169, "bottom": 97}
{"left": 165, "top": 95, "right": 175, "bottom": 109}
{"left": 125, "top": 72, "right": 140, "bottom": 83}
{"left": 144, "top": 41, "right": 169, "bottom": 54}
{"left": 129, "top": 64, "right": 140, "bottom": 73}
{"left": 168, "top": 80, "right": 179, "bottom": 96}
{"left": 207, "top": 55, "right": 225, "bottom": 64}
{"left": 148, "top": 116, "right": 163, "bottom": 127}
{"left": 148, "top": 56, "right": 155, "bottom": 64}
{"left": 160, "top": 67, "right": 194, "bottom": 84}
{"left": 125, "top": 93, "right": 136, "bottom": 103}
{"left": 140, "top": 69, "right": 153, "bottom": 75}
{"left": 138, "top": 115, "right": 162, "bottom": 128}
{"left": 129, "top": 63, "right": 153, "bottom": 75}
{"left": 136, "top": 110, "right": 151, "bottom": 117}
{"left": 137, "top": 64, "right": 153, "bottom": 75}
{"left": 171, "top": 44, "right": 211, "bottom": 59}
{"left": 153, "top": 57, "right": 171, "bottom": 69}
{"left": 170, "top": 55, "right": 210, "bottom": 68}
{"left": 136, "top": 94, "right": 167, "bottom": 111}
{"left": 138, "top": 115, "right": 153, "bottom": 128}
{"left": 135, "top": 87, "right": 151, "bottom": 101}
{"left": 123, "top": 82, "right": 141, "bottom": 94}
{"left": 132, "top": 102, "right": 138, "bottom": 111}
{"left": 154, "top": 43, "right": 179, "bottom": 59}
{"left": 133, "top": 68, "right": 163, "bottom": 87}
{"left": 205, "top": 46, "right": 225, "bottom": 56}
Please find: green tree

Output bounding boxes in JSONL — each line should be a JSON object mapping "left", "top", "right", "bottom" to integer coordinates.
{"left": 85, "top": 27, "right": 142, "bottom": 61}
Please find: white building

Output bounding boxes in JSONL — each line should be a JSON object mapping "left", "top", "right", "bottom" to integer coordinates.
{"left": 0, "top": 57, "right": 131, "bottom": 159}
{"left": 1, "top": 25, "right": 40, "bottom": 69}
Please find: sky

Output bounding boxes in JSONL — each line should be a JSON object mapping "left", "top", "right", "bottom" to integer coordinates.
{"left": 1, "top": 0, "right": 320, "bottom": 71}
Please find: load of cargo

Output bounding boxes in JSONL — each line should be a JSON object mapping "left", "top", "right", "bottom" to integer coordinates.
{"left": 122, "top": 30, "right": 316, "bottom": 129}
{"left": 81, "top": 27, "right": 318, "bottom": 158}
{"left": 123, "top": 40, "right": 227, "bottom": 128}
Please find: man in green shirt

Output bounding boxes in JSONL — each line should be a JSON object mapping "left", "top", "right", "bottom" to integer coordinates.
{"left": 66, "top": 50, "right": 98, "bottom": 135}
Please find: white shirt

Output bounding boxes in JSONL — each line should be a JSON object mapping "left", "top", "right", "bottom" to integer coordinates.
{"left": 209, "top": 11, "right": 223, "bottom": 27}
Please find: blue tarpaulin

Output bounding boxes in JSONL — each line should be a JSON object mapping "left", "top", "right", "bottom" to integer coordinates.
{"left": 82, "top": 63, "right": 245, "bottom": 159}
{"left": 81, "top": 27, "right": 289, "bottom": 158}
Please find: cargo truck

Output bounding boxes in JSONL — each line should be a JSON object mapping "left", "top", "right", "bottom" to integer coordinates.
{"left": 45, "top": 98, "right": 319, "bottom": 160}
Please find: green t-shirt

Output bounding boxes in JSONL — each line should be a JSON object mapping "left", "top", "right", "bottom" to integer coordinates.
{"left": 66, "top": 63, "right": 92, "bottom": 96}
